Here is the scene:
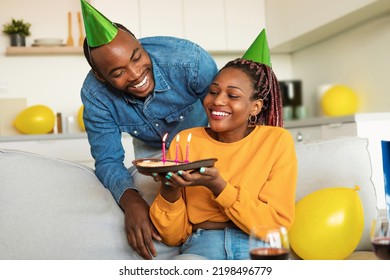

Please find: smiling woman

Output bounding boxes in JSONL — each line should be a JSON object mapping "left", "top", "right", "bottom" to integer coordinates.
{"left": 149, "top": 56, "right": 297, "bottom": 260}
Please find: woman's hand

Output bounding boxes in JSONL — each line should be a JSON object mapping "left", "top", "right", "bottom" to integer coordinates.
{"left": 161, "top": 167, "right": 227, "bottom": 197}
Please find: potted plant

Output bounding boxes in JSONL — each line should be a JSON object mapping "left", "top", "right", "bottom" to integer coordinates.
{"left": 2, "top": 18, "right": 31, "bottom": 47}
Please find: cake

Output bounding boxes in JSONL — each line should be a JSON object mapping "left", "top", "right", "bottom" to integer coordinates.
{"left": 136, "top": 160, "right": 179, "bottom": 167}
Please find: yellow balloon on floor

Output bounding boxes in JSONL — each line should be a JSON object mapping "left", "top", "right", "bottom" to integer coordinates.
{"left": 78, "top": 105, "right": 85, "bottom": 132}
{"left": 289, "top": 186, "right": 364, "bottom": 260}
{"left": 321, "top": 85, "right": 358, "bottom": 116}
{"left": 14, "top": 105, "right": 55, "bottom": 134}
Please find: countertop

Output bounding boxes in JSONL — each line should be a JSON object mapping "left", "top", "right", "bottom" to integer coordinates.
{"left": 0, "top": 132, "right": 88, "bottom": 142}
{"left": 2, "top": 112, "right": 390, "bottom": 141}
{"left": 285, "top": 112, "right": 390, "bottom": 129}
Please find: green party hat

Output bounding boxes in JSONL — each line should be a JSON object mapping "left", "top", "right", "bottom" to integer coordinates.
{"left": 80, "top": 0, "right": 118, "bottom": 47}
{"left": 242, "top": 28, "right": 272, "bottom": 67}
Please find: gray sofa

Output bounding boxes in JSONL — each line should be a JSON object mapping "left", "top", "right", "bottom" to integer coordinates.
{"left": 0, "top": 136, "right": 378, "bottom": 259}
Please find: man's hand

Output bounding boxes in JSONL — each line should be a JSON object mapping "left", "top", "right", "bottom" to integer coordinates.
{"left": 119, "top": 189, "right": 162, "bottom": 260}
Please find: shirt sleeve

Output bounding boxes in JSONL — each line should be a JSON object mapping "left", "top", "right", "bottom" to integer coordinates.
{"left": 81, "top": 87, "right": 136, "bottom": 203}
{"left": 191, "top": 46, "right": 218, "bottom": 100}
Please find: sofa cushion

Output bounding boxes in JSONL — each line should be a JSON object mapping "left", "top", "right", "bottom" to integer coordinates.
{"left": 0, "top": 149, "right": 179, "bottom": 260}
{"left": 294, "top": 137, "right": 378, "bottom": 252}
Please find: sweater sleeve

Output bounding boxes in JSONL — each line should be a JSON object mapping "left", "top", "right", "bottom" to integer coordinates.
{"left": 149, "top": 193, "right": 192, "bottom": 246}
{"left": 214, "top": 131, "right": 297, "bottom": 233}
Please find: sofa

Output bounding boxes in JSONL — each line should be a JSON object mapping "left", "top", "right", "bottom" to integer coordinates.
{"left": 0, "top": 136, "right": 379, "bottom": 260}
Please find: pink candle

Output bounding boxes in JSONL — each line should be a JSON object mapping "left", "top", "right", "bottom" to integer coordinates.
{"left": 162, "top": 133, "right": 168, "bottom": 163}
{"left": 175, "top": 134, "right": 180, "bottom": 163}
{"left": 185, "top": 133, "right": 192, "bottom": 163}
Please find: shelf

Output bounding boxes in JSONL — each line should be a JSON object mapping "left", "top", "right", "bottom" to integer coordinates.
{"left": 5, "top": 46, "right": 83, "bottom": 56}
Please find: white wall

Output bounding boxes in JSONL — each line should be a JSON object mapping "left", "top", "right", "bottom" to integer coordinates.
{"left": 292, "top": 13, "right": 390, "bottom": 117}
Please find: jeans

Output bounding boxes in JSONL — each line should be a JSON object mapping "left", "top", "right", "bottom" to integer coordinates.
{"left": 180, "top": 228, "right": 250, "bottom": 260}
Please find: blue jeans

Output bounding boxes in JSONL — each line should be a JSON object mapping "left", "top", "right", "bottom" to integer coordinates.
{"left": 180, "top": 228, "right": 250, "bottom": 260}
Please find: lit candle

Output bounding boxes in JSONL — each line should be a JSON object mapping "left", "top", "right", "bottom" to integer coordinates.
{"left": 175, "top": 134, "right": 180, "bottom": 164}
{"left": 185, "top": 133, "right": 192, "bottom": 163}
{"left": 162, "top": 133, "right": 168, "bottom": 163}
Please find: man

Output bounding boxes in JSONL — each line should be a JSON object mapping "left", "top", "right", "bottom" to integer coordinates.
{"left": 80, "top": 0, "right": 218, "bottom": 259}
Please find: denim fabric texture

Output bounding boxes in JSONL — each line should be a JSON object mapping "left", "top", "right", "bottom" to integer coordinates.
{"left": 81, "top": 36, "right": 218, "bottom": 202}
{"left": 180, "top": 228, "right": 250, "bottom": 260}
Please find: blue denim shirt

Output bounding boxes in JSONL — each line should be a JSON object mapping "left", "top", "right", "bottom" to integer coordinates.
{"left": 81, "top": 36, "right": 218, "bottom": 203}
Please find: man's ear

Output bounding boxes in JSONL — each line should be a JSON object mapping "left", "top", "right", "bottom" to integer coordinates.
{"left": 92, "top": 69, "right": 106, "bottom": 83}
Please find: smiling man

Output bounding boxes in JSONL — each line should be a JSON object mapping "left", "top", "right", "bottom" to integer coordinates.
{"left": 79, "top": 0, "right": 218, "bottom": 260}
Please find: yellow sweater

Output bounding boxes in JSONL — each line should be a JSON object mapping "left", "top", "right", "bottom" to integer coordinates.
{"left": 149, "top": 125, "right": 298, "bottom": 246}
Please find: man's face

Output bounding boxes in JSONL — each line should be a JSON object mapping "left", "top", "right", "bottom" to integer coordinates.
{"left": 91, "top": 29, "right": 155, "bottom": 98}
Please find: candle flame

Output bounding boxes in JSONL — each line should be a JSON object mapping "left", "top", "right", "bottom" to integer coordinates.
{"left": 187, "top": 133, "right": 192, "bottom": 143}
{"left": 176, "top": 134, "right": 180, "bottom": 142}
{"left": 162, "top": 133, "right": 168, "bottom": 142}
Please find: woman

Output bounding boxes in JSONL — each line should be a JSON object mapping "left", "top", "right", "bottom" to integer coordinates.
{"left": 149, "top": 58, "right": 297, "bottom": 260}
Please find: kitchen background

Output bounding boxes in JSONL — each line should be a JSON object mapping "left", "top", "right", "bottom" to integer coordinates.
{"left": 1, "top": 0, "right": 389, "bottom": 125}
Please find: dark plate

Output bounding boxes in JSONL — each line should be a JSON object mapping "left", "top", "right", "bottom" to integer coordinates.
{"left": 132, "top": 158, "right": 218, "bottom": 174}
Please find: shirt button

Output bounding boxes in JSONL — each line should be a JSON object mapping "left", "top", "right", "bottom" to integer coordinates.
{"left": 179, "top": 115, "right": 184, "bottom": 120}
{"left": 133, "top": 130, "right": 138, "bottom": 134}
{"left": 155, "top": 123, "right": 159, "bottom": 127}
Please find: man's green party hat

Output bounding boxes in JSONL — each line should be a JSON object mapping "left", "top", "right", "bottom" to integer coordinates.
{"left": 80, "top": 0, "right": 118, "bottom": 47}
{"left": 242, "top": 29, "right": 271, "bottom": 67}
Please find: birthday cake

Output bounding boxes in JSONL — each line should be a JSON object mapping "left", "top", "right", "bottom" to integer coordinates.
{"left": 136, "top": 160, "right": 179, "bottom": 167}
{"left": 133, "top": 157, "right": 217, "bottom": 174}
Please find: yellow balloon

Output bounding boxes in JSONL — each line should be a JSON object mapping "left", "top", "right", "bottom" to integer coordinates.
{"left": 321, "top": 85, "right": 358, "bottom": 116}
{"left": 289, "top": 186, "right": 364, "bottom": 260}
{"left": 14, "top": 105, "right": 55, "bottom": 134}
{"left": 78, "top": 105, "right": 85, "bottom": 132}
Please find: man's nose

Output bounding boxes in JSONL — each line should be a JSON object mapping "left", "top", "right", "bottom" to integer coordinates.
{"left": 125, "top": 65, "right": 141, "bottom": 81}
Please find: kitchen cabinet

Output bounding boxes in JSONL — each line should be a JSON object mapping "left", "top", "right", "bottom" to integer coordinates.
{"left": 91, "top": 0, "right": 140, "bottom": 34}
{"left": 225, "top": 0, "right": 266, "bottom": 51}
{"left": 285, "top": 112, "right": 390, "bottom": 210}
{"left": 0, "top": 133, "right": 135, "bottom": 169}
{"left": 139, "top": 0, "right": 184, "bottom": 38}
{"left": 93, "top": 0, "right": 265, "bottom": 52}
{"left": 182, "top": 0, "right": 226, "bottom": 51}
{"left": 265, "top": 0, "right": 390, "bottom": 53}
{"left": 183, "top": 0, "right": 265, "bottom": 51}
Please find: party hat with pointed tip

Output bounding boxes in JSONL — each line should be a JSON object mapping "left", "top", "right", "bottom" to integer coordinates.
{"left": 80, "top": 0, "right": 118, "bottom": 47}
{"left": 242, "top": 28, "right": 272, "bottom": 67}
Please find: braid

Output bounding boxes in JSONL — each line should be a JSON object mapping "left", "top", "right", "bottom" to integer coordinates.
{"left": 220, "top": 58, "right": 283, "bottom": 127}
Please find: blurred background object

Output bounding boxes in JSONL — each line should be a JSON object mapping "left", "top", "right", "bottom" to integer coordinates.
{"left": 279, "top": 80, "right": 303, "bottom": 120}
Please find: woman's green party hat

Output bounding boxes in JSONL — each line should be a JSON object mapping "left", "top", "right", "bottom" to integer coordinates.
{"left": 80, "top": 0, "right": 118, "bottom": 47}
{"left": 242, "top": 29, "right": 272, "bottom": 67}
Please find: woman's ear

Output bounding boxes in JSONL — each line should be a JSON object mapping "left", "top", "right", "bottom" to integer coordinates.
{"left": 251, "top": 99, "right": 263, "bottom": 116}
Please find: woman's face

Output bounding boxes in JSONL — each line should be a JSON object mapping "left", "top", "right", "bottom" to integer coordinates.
{"left": 91, "top": 29, "right": 155, "bottom": 99}
{"left": 203, "top": 67, "right": 262, "bottom": 142}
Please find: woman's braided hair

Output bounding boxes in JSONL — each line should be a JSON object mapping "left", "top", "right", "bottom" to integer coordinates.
{"left": 220, "top": 58, "right": 283, "bottom": 127}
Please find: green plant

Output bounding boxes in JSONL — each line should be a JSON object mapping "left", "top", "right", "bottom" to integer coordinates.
{"left": 2, "top": 18, "right": 31, "bottom": 36}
